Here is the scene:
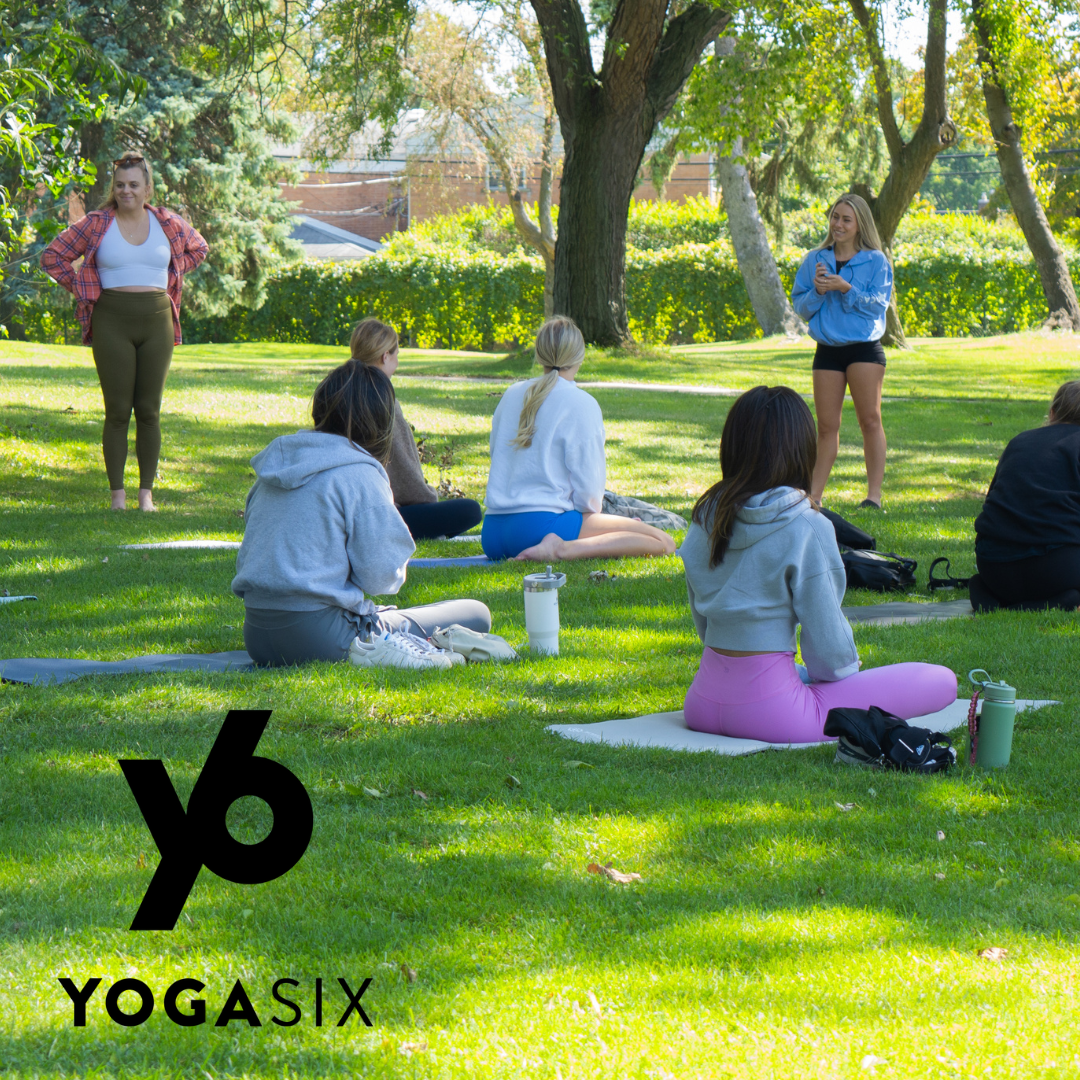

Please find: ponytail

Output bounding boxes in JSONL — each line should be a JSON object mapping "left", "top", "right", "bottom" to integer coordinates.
{"left": 512, "top": 316, "right": 586, "bottom": 450}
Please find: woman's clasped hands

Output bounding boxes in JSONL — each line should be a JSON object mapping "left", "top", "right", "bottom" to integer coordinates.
{"left": 813, "top": 262, "right": 852, "bottom": 295}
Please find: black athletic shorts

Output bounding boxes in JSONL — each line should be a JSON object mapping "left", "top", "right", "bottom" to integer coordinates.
{"left": 812, "top": 339, "right": 887, "bottom": 372}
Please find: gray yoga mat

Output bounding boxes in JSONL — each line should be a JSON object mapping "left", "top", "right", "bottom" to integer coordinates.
{"left": 0, "top": 650, "right": 255, "bottom": 686}
{"left": 843, "top": 598, "right": 973, "bottom": 625}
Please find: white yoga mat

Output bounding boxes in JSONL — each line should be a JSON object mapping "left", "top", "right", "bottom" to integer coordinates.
{"left": 121, "top": 540, "right": 241, "bottom": 550}
{"left": 546, "top": 699, "right": 1059, "bottom": 757}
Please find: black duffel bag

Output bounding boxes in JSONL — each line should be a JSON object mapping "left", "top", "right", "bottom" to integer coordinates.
{"left": 840, "top": 547, "right": 917, "bottom": 592}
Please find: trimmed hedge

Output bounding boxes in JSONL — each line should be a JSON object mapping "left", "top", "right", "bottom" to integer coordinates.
{"left": 185, "top": 241, "right": 1080, "bottom": 347}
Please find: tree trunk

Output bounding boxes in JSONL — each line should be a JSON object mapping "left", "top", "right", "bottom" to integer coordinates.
{"left": 847, "top": 0, "right": 956, "bottom": 347}
{"left": 714, "top": 140, "right": 804, "bottom": 338}
{"left": 970, "top": 0, "right": 1080, "bottom": 329}
{"left": 531, "top": 0, "right": 730, "bottom": 345}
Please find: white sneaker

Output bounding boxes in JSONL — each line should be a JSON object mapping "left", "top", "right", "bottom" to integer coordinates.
{"left": 406, "top": 632, "right": 467, "bottom": 666}
{"left": 348, "top": 631, "right": 455, "bottom": 670}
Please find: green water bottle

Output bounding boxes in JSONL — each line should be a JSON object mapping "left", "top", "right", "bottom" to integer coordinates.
{"left": 968, "top": 669, "right": 1017, "bottom": 769}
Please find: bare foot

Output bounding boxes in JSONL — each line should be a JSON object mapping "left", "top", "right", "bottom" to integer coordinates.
{"left": 111, "top": 489, "right": 126, "bottom": 510}
{"left": 514, "top": 533, "right": 563, "bottom": 562}
{"left": 137, "top": 487, "right": 156, "bottom": 512}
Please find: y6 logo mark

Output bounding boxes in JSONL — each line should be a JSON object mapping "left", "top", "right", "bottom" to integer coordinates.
{"left": 120, "top": 709, "right": 313, "bottom": 930}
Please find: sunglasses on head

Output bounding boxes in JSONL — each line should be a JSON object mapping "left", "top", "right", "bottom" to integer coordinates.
{"left": 113, "top": 155, "right": 145, "bottom": 167}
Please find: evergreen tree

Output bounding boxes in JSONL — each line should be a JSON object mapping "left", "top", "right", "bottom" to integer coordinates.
{"left": 29, "top": 0, "right": 300, "bottom": 330}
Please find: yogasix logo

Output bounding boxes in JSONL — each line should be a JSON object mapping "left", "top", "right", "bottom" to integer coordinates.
{"left": 119, "top": 708, "right": 314, "bottom": 930}
{"left": 56, "top": 712, "right": 376, "bottom": 1029}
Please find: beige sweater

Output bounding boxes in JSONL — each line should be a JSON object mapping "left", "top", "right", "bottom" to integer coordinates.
{"left": 386, "top": 401, "right": 438, "bottom": 506}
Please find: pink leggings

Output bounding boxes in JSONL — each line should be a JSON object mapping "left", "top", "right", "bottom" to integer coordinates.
{"left": 684, "top": 650, "right": 958, "bottom": 744}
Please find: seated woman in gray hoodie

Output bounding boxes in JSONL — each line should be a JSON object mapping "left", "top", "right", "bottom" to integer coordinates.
{"left": 680, "top": 385, "right": 956, "bottom": 744}
{"left": 232, "top": 361, "right": 491, "bottom": 669}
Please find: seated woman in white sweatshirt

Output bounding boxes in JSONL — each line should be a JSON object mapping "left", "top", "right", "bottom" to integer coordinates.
{"left": 481, "top": 316, "right": 676, "bottom": 562}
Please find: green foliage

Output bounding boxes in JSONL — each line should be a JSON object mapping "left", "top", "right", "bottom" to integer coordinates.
{"left": 0, "top": 4, "right": 143, "bottom": 336}
{"left": 623, "top": 195, "right": 725, "bottom": 249}
{"left": 179, "top": 210, "right": 1078, "bottom": 347}
{"left": 186, "top": 247, "right": 545, "bottom": 349}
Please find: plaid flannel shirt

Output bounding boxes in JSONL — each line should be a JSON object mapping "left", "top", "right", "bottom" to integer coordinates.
{"left": 39, "top": 206, "right": 209, "bottom": 345}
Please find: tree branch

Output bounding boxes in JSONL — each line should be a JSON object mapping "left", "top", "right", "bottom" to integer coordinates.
{"left": 529, "top": 0, "right": 595, "bottom": 128}
{"left": 846, "top": 0, "right": 903, "bottom": 162}
{"left": 646, "top": 2, "right": 731, "bottom": 122}
{"left": 921, "top": 0, "right": 948, "bottom": 125}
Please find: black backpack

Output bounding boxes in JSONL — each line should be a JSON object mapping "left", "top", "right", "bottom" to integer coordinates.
{"left": 840, "top": 547, "right": 917, "bottom": 592}
{"left": 820, "top": 507, "right": 876, "bottom": 551}
{"left": 824, "top": 705, "right": 956, "bottom": 773}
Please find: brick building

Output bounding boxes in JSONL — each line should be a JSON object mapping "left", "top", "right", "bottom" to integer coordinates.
{"left": 276, "top": 111, "right": 715, "bottom": 247}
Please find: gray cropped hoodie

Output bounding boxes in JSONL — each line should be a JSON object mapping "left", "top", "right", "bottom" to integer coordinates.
{"left": 232, "top": 431, "right": 415, "bottom": 614}
{"left": 679, "top": 486, "right": 859, "bottom": 682}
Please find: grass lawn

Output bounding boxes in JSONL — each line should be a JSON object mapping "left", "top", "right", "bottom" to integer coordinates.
{"left": 1, "top": 333, "right": 1079, "bottom": 1079}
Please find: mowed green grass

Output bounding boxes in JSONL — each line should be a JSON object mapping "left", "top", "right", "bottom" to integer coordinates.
{"left": 1, "top": 335, "right": 1079, "bottom": 1080}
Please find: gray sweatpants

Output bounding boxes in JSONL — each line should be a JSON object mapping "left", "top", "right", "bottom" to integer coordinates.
{"left": 243, "top": 600, "right": 492, "bottom": 667}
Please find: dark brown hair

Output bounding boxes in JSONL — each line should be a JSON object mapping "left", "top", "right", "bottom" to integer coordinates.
{"left": 1049, "top": 379, "right": 1080, "bottom": 426}
{"left": 692, "top": 385, "right": 818, "bottom": 566}
{"left": 312, "top": 361, "right": 396, "bottom": 464}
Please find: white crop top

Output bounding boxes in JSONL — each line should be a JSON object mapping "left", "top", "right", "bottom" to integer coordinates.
{"left": 96, "top": 213, "right": 171, "bottom": 289}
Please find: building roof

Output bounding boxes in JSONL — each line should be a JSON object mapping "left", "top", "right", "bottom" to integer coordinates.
{"left": 289, "top": 215, "right": 384, "bottom": 259}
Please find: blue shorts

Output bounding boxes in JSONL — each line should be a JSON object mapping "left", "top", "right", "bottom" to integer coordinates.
{"left": 481, "top": 510, "right": 583, "bottom": 561}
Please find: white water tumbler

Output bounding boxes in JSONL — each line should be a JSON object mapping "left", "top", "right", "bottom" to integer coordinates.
{"left": 523, "top": 564, "right": 567, "bottom": 655}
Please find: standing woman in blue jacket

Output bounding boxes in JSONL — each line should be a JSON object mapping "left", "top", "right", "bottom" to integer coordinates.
{"left": 791, "top": 194, "right": 893, "bottom": 509}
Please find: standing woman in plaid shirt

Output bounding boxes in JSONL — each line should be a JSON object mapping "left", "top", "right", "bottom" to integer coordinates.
{"left": 41, "top": 154, "right": 208, "bottom": 510}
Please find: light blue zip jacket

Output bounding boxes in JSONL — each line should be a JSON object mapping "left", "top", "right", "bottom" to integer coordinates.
{"left": 680, "top": 486, "right": 859, "bottom": 682}
{"left": 791, "top": 246, "right": 893, "bottom": 346}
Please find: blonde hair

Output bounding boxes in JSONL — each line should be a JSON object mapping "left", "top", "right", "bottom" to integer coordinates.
{"left": 512, "top": 316, "right": 586, "bottom": 450}
{"left": 350, "top": 317, "right": 399, "bottom": 366}
{"left": 815, "top": 193, "right": 883, "bottom": 252}
{"left": 1049, "top": 379, "right": 1080, "bottom": 426}
{"left": 101, "top": 153, "right": 154, "bottom": 210}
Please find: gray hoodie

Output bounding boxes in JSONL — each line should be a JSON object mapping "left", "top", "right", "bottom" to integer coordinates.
{"left": 680, "top": 486, "right": 858, "bottom": 682}
{"left": 232, "top": 431, "right": 415, "bottom": 613}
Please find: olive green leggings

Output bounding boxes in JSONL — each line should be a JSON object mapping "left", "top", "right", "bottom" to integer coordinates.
{"left": 90, "top": 289, "right": 174, "bottom": 490}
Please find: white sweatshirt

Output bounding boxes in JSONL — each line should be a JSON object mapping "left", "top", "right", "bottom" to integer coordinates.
{"left": 484, "top": 376, "right": 605, "bottom": 515}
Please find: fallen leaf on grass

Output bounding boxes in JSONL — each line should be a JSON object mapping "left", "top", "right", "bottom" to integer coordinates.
{"left": 934, "top": 873, "right": 946, "bottom": 881}
{"left": 342, "top": 782, "right": 383, "bottom": 798}
{"left": 562, "top": 760, "right": 594, "bottom": 769}
{"left": 412, "top": 788, "right": 429, "bottom": 800}
{"left": 135, "top": 852, "right": 146, "bottom": 869}
{"left": 978, "top": 947, "right": 1008, "bottom": 961}
{"left": 400, "top": 962, "right": 417, "bottom": 983}
{"left": 587, "top": 861, "right": 642, "bottom": 884}
{"left": 101, "top": 556, "right": 108, "bottom": 564}
{"left": 860, "top": 1054, "right": 888, "bottom": 1071}
{"left": 993, "top": 877, "right": 1009, "bottom": 889}
{"left": 835, "top": 802, "right": 856, "bottom": 812}
{"left": 586, "top": 990, "right": 602, "bottom": 1018}
{"left": 400, "top": 1041, "right": 427, "bottom": 1055}
{"left": 937, "top": 830, "right": 946, "bottom": 841}
{"left": 505, "top": 774, "right": 521, "bottom": 788}
{"left": 816, "top": 886, "right": 826, "bottom": 896}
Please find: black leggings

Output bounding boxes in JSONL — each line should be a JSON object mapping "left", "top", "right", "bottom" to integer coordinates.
{"left": 974, "top": 545, "right": 1080, "bottom": 610}
{"left": 397, "top": 499, "right": 483, "bottom": 540}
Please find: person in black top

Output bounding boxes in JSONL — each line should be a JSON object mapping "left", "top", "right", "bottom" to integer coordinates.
{"left": 969, "top": 380, "right": 1080, "bottom": 612}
